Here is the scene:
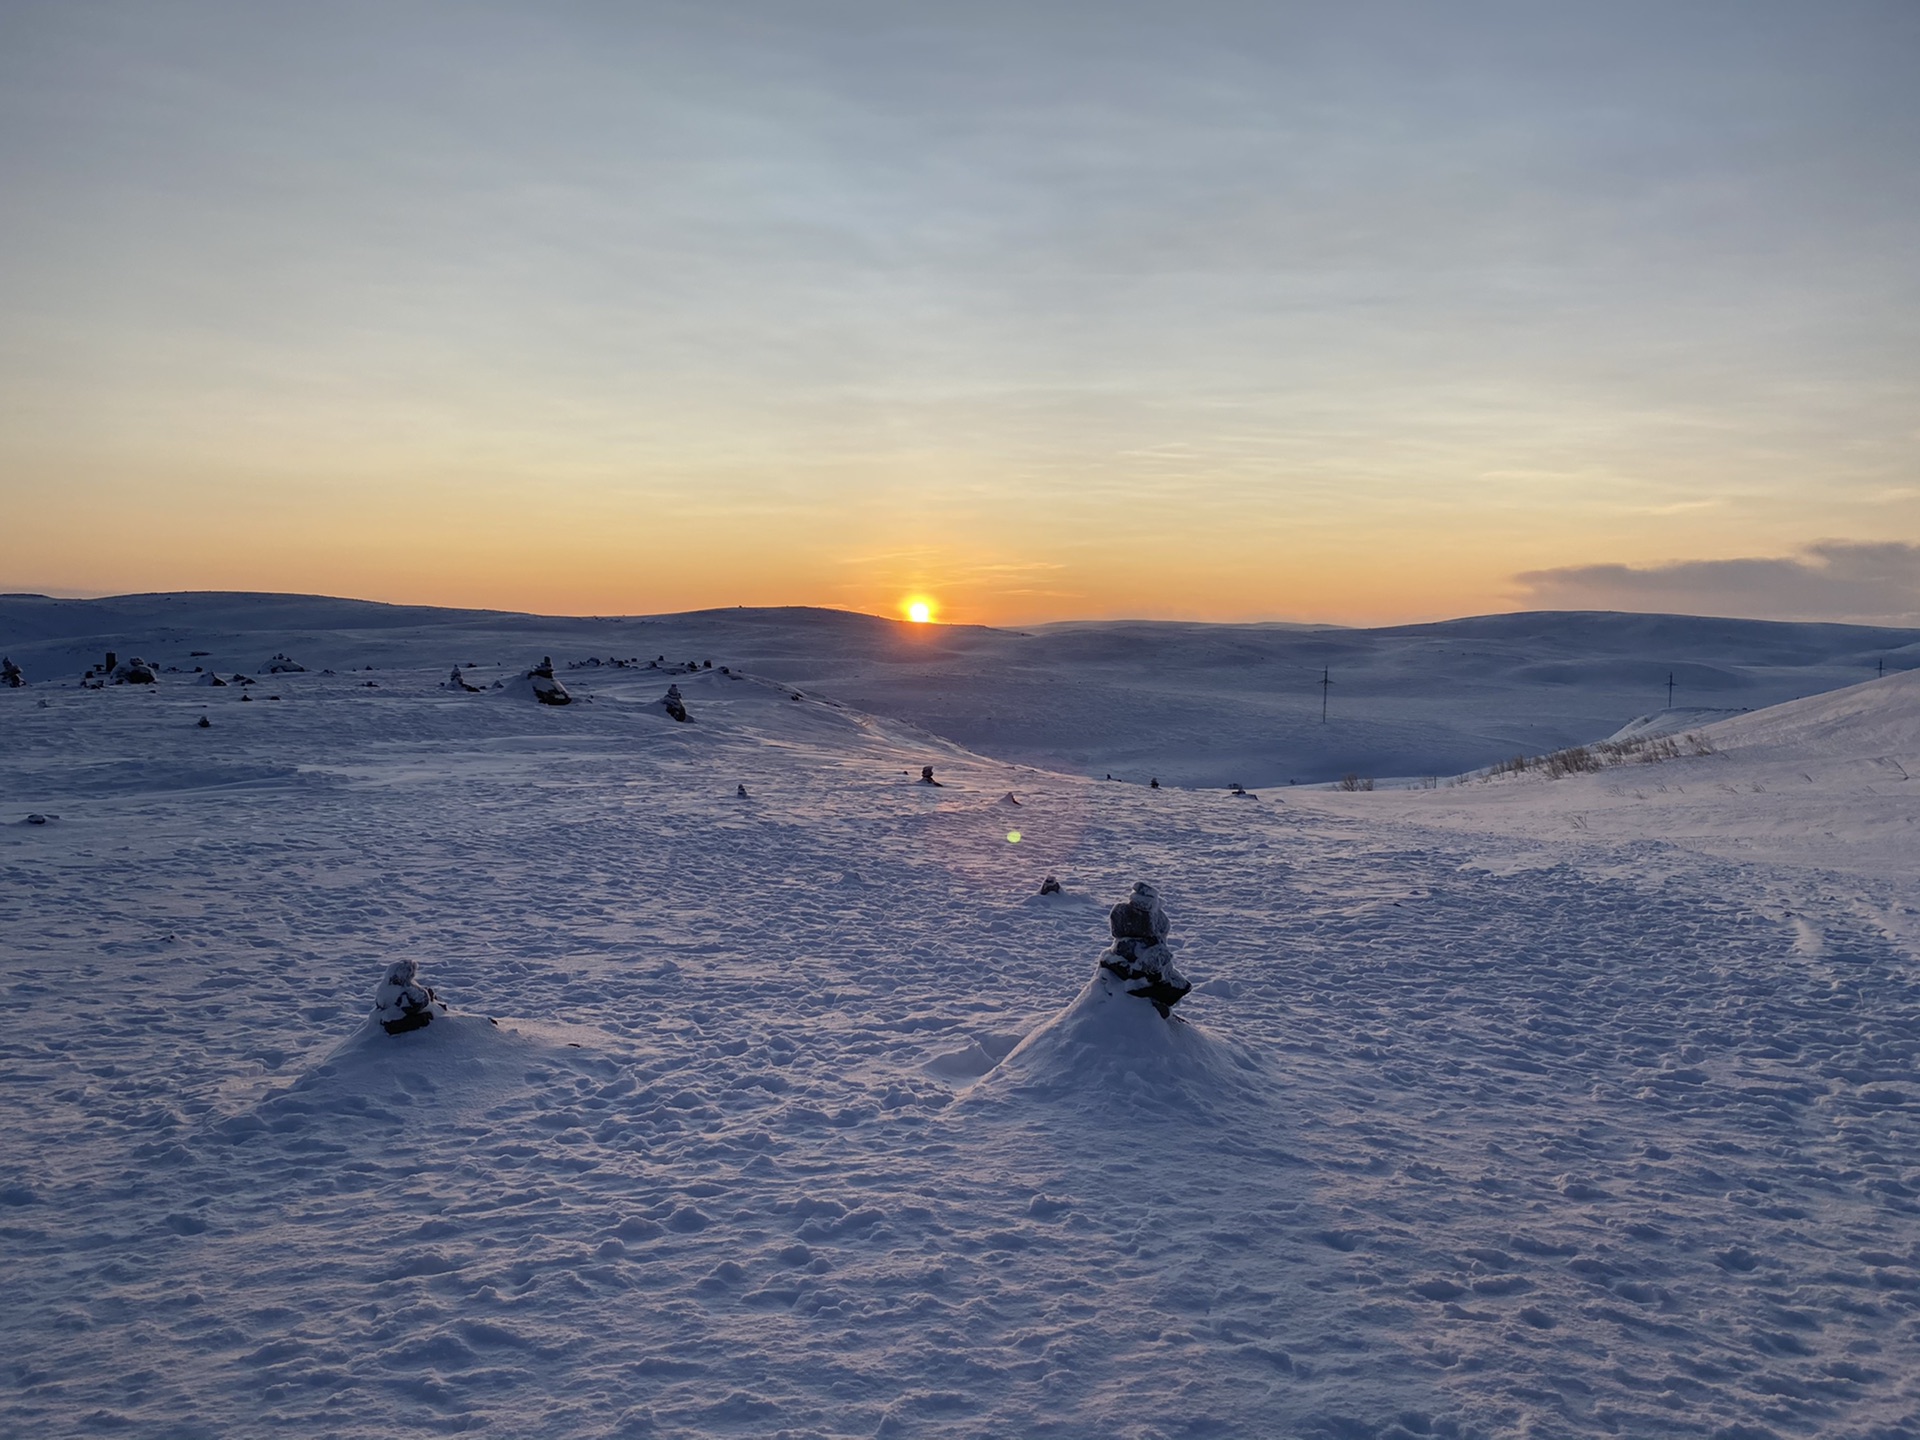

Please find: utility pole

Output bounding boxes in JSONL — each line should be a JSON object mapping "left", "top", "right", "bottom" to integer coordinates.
{"left": 1879, "top": 658, "right": 1886, "bottom": 678}
{"left": 1320, "top": 668, "right": 1332, "bottom": 724}
{"left": 1667, "top": 672, "right": 1676, "bottom": 708}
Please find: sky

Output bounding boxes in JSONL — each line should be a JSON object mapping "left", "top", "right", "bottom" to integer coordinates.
{"left": 3, "top": 1, "right": 1917, "bottom": 626}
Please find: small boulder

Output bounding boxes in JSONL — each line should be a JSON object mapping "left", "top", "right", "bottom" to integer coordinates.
{"left": 1038, "top": 875, "right": 1063, "bottom": 895}
{"left": 112, "top": 656, "right": 158, "bottom": 685}
{"left": 196, "top": 715, "right": 211, "bottom": 728}
{"left": 262, "top": 653, "right": 306, "bottom": 674}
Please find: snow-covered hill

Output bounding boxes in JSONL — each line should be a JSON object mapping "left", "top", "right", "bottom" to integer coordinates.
{"left": 4, "top": 612, "right": 1920, "bottom": 1437}
{"left": 5, "top": 590, "right": 1915, "bottom": 786}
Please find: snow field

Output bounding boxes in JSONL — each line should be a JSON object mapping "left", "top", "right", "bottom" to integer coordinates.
{"left": 2, "top": 649, "right": 1919, "bottom": 1438}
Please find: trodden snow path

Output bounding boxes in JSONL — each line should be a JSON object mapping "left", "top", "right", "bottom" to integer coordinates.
{"left": 3, "top": 664, "right": 1919, "bottom": 1439}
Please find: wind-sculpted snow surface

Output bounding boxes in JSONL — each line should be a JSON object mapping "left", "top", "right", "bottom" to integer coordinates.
{"left": 4, "top": 656, "right": 1920, "bottom": 1437}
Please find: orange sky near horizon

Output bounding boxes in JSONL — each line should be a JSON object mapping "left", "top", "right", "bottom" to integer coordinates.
{"left": 5, "top": 4, "right": 1918, "bottom": 628}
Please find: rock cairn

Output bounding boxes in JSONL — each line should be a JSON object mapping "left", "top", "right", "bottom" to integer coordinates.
{"left": 1, "top": 657, "right": 22, "bottom": 688}
{"left": 1098, "top": 881, "right": 1191, "bottom": 1017}
{"left": 113, "top": 657, "right": 157, "bottom": 685}
{"left": 1038, "top": 875, "right": 1062, "bottom": 895}
{"left": 529, "top": 657, "right": 572, "bottom": 706}
{"left": 661, "top": 684, "right": 690, "bottom": 722}
{"left": 372, "top": 958, "right": 440, "bottom": 1035}
{"left": 447, "top": 665, "right": 483, "bottom": 692}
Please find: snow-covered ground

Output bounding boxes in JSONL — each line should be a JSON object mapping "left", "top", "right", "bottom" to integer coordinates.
{"left": 4, "top": 598, "right": 1920, "bottom": 1438}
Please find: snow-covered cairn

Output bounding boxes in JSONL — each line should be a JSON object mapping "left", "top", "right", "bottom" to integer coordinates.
{"left": 529, "top": 657, "right": 571, "bottom": 706}
{"left": 1099, "top": 882, "right": 1191, "bottom": 1017}
{"left": 1, "top": 657, "right": 22, "bottom": 688}
{"left": 446, "top": 665, "right": 483, "bottom": 692}
{"left": 112, "top": 656, "right": 157, "bottom": 685}
{"left": 661, "top": 683, "right": 690, "bottom": 722}
{"left": 372, "top": 958, "right": 442, "bottom": 1035}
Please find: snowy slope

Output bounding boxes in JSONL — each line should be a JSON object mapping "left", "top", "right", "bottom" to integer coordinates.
{"left": 4, "top": 623, "right": 1920, "bottom": 1438}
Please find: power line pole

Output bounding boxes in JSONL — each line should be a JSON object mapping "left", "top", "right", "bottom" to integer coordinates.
{"left": 1320, "top": 668, "right": 1332, "bottom": 724}
{"left": 1879, "top": 658, "right": 1885, "bottom": 678}
{"left": 1667, "top": 672, "right": 1676, "bottom": 708}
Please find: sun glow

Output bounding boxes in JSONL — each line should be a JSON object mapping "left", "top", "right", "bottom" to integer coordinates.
{"left": 905, "top": 599, "right": 934, "bottom": 624}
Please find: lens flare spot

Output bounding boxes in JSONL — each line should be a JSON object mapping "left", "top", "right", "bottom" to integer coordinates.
{"left": 1006, "top": 830, "right": 1022, "bottom": 843}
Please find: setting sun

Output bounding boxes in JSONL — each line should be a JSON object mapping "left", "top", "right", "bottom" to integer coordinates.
{"left": 905, "top": 599, "right": 933, "bottom": 624}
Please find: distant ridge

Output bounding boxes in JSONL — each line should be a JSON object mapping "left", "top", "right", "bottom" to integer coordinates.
{"left": 7, "top": 591, "right": 1919, "bottom": 785}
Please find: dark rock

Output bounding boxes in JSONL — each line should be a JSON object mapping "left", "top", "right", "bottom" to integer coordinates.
{"left": 662, "top": 684, "right": 690, "bottom": 722}
{"left": 0, "top": 657, "right": 22, "bottom": 688}
{"left": 1038, "top": 875, "right": 1062, "bottom": 895}
{"left": 920, "top": 765, "right": 941, "bottom": 786}
{"left": 262, "top": 653, "right": 306, "bottom": 674}
{"left": 197, "top": 715, "right": 211, "bottom": 728}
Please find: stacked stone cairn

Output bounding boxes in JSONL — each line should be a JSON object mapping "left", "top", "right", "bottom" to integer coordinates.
{"left": 529, "top": 657, "right": 572, "bottom": 706}
{"left": 1, "top": 657, "right": 22, "bottom": 688}
{"left": 661, "top": 684, "right": 690, "bottom": 722}
{"left": 1099, "top": 881, "right": 1191, "bottom": 1017}
{"left": 372, "top": 958, "right": 441, "bottom": 1035}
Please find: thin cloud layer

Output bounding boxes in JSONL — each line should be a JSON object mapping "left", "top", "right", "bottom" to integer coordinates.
{"left": 1515, "top": 542, "right": 1920, "bottom": 624}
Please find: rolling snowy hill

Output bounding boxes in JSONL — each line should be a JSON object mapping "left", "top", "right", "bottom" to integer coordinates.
{"left": 4, "top": 591, "right": 1915, "bottom": 786}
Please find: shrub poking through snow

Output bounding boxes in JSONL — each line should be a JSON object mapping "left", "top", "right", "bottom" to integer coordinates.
{"left": 372, "top": 958, "right": 441, "bottom": 1035}
{"left": 1478, "top": 732, "right": 1715, "bottom": 782}
{"left": 1099, "top": 881, "right": 1191, "bottom": 1017}
{"left": 661, "top": 684, "right": 690, "bottom": 722}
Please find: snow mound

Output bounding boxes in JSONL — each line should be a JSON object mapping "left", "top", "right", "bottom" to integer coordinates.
{"left": 229, "top": 1014, "right": 612, "bottom": 1138}
{"left": 961, "top": 971, "right": 1269, "bottom": 1122}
